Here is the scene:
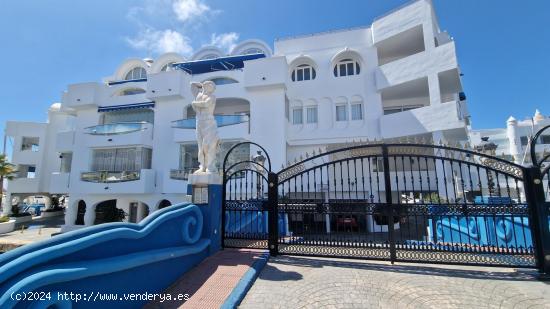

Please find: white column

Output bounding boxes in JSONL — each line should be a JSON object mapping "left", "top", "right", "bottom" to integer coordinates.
{"left": 84, "top": 203, "right": 96, "bottom": 226}
{"left": 136, "top": 202, "right": 145, "bottom": 222}
{"left": 43, "top": 195, "right": 52, "bottom": 209}
{"left": 64, "top": 199, "right": 78, "bottom": 227}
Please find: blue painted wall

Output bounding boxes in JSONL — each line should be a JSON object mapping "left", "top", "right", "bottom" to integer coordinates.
{"left": 0, "top": 203, "right": 213, "bottom": 309}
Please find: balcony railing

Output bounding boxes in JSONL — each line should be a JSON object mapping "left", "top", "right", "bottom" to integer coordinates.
{"left": 169, "top": 168, "right": 196, "bottom": 180}
{"left": 84, "top": 122, "right": 150, "bottom": 135}
{"left": 81, "top": 171, "right": 140, "bottom": 183}
{"left": 172, "top": 115, "right": 249, "bottom": 129}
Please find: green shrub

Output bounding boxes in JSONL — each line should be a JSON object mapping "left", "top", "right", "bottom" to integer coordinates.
{"left": 0, "top": 216, "right": 10, "bottom": 223}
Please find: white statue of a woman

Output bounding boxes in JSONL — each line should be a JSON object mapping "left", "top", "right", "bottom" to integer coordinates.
{"left": 191, "top": 81, "right": 219, "bottom": 174}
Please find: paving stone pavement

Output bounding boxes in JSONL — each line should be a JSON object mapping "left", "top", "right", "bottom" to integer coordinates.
{"left": 239, "top": 255, "right": 550, "bottom": 309}
{"left": 144, "top": 248, "right": 267, "bottom": 309}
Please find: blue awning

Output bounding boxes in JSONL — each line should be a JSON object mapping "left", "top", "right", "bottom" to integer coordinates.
{"left": 107, "top": 78, "right": 147, "bottom": 86}
{"left": 172, "top": 53, "right": 266, "bottom": 75}
{"left": 98, "top": 101, "right": 155, "bottom": 112}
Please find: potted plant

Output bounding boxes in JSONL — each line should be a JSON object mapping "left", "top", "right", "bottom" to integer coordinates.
{"left": 0, "top": 215, "right": 15, "bottom": 234}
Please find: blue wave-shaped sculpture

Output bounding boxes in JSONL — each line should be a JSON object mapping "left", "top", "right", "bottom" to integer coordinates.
{"left": 0, "top": 203, "right": 210, "bottom": 309}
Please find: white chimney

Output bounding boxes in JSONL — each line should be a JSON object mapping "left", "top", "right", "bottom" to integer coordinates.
{"left": 506, "top": 116, "right": 521, "bottom": 164}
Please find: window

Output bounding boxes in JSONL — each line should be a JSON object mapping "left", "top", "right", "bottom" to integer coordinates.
{"left": 21, "top": 137, "right": 39, "bottom": 152}
{"left": 179, "top": 142, "right": 249, "bottom": 172}
{"left": 333, "top": 58, "right": 360, "bottom": 77}
{"left": 120, "top": 88, "right": 146, "bottom": 96}
{"left": 160, "top": 62, "right": 175, "bottom": 72}
{"left": 540, "top": 135, "right": 550, "bottom": 144}
{"left": 292, "top": 108, "right": 303, "bottom": 124}
{"left": 179, "top": 144, "right": 199, "bottom": 171}
{"left": 60, "top": 153, "right": 73, "bottom": 173}
{"left": 242, "top": 48, "right": 263, "bottom": 55}
{"left": 17, "top": 165, "right": 36, "bottom": 178}
{"left": 102, "top": 109, "right": 154, "bottom": 124}
{"left": 124, "top": 67, "right": 147, "bottom": 80}
{"left": 91, "top": 147, "right": 152, "bottom": 172}
{"left": 26, "top": 166, "right": 36, "bottom": 178}
{"left": 306, "top": 106, "right": 318, "bottom": 124}
{"left": 383, "top": 105, "right": 423, "bottom": 115}
{"left": 200, "top": 54, "right": 218, "bottom": 60}
{"left": 336, "top": 105, "right": 348, "bottom": 121}
{"left": 291, "top": 64, "right": 316, "bottom": 82}
{"left": 209, "top": 77, "right": 239, "bottom": 85}
{"left": 351, "top": 103, "right": 363, "bottom": 120}
{"left": 520, "top": 136, "right": 529, "bottom": 146}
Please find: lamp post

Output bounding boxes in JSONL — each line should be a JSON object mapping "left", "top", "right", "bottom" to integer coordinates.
{"left": 252, "top": 151, "right": 266, "bottom": 199}
{"left": 475, "top": 136, "right": 499, "bottom": 196}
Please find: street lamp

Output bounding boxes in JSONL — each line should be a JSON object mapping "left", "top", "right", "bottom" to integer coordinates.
{"left": 475, "top": 136, "right": 499, "bottom": 196}
{"left": 252, "top": 151, "right": 266, "bottom": 199}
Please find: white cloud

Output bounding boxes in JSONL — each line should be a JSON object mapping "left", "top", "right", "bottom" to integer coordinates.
{"left": 172, "top": 0, "right": 211, "bottom": 22}
{"left": 210, "top": 32, "right": 239, "bottom": 53}
{"left": 127, "top": 29, "right": 193, "bottom": 56}
{"left": 125, "top": 0, "right": 237, "bottom": 57}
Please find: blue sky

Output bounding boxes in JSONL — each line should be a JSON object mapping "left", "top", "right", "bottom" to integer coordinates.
{"left": 0, "top": 0, "right": 548, "bottom": 137}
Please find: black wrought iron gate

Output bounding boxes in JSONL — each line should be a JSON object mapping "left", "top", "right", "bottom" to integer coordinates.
{"left": 222, "top": 139, "right": 550, "bottom": 272}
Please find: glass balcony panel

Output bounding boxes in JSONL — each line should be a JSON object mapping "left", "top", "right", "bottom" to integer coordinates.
{"left": 169, "top": 168, "right": 196, "bottom": 180}
{"left": 84, "top": 122, "right": 149, "bottom": 135}
{"left": 81, "top": 171, "right": 140, "bottom": 183}
{"left": 172, "top": 115, "right": 249, "bottom": 129}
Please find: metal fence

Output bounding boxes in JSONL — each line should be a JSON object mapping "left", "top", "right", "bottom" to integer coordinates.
{"left": 223, "top": 132, "right": 550, "bottom": 273}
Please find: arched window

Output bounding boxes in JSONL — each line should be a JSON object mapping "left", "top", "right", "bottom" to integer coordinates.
{"left": 291, "top": 64, "right": 316, "bottom": 82}
{"left": 200, "top": 54, "right": 218, "bottom": 60}
{"left": 124, "top": 67, "right": 147, "bottom": 80}
{"left": 242, "top": 48, "right": 264, "bottom": 55}
{"left": 160, "top": 62, "right": 175, "bottom": 72}
{"left": 333, "top": 58, "right": 360, "bottom": 77}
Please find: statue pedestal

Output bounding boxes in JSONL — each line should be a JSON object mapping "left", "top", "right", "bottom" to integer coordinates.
{"left": 187, "top": 172, "right": 222, "bottom": 255}
{"left": 188, "top": 172, "right": 222, "bottom": 186}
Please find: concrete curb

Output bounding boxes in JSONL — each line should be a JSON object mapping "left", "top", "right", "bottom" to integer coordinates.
{"left": 220, "top": 252, "right": 269, "bottom": 309}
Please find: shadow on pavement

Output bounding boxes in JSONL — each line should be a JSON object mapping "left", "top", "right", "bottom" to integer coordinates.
{"left": 265, "top": 255, "right": 547, "bottom": 282}
{"left": 256, "top": 264, "right": 303, "bottom": 281}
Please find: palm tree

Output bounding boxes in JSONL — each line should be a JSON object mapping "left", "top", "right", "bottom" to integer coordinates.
{"left": 0, "top": 154, "right": 17, "bottom": 214}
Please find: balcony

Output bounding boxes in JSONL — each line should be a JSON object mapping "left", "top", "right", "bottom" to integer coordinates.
{"left": 372, "top": 0, "right": 427, "bottom": 44}
{"left": 64, "top": 82, "right": 100, "bottom": 108}
{"left": 77, "top": 169, "right": 155, "bottom": 194}
{"left": 81, "top": 170, "right": 141, "bottom": 183}
{"left": 55, "top": 131, "right": 75, "bottom": 152}
{"left": 11, "top": 149, "right": 41, "bottom": 165}
{"left": 173, "top": 115, "right": 249, "bottom": 143}
{"left": 161, "top": 168, "right": 193, "bottom": 194}
{"left": 146, "top": 70, "right": 189, "bottom": 100}
{"left": 83, "top": 122, "right": 153, "bottom": 147}
{"left": 375, "top": 42, "right": 457, "bottom": 90}
{"left": 7, "top": 177, "right": 40, "bottom": 194}
{"left": 170, "top": 168, "right": 197, "bottom": 181}
{"left": 380, "top": 101, "right": 466, "bottom": 139}
{"left": 49, "top": 172, "right": 70, "bottom": 194}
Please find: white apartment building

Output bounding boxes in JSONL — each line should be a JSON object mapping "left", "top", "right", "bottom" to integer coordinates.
{"left": 470, "top": 109, "right": 550, "bottom": 165}
{"left": 3, "top": 0, "right": 470, "bottom": 230}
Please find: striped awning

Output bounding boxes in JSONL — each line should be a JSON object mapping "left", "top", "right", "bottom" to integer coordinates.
{"left": 97, "top": 101, "right": 155, "bottom": 112}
